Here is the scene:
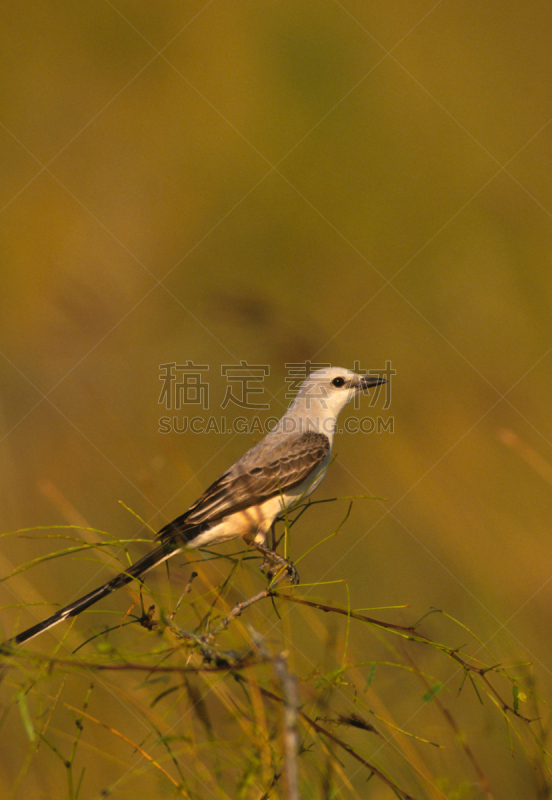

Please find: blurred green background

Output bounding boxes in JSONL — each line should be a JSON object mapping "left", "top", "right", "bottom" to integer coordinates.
{"left": 2, "top": 1, "right": 552, "bottom": 797}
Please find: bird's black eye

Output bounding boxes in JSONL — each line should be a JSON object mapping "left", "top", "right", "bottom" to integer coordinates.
{"left": 331, "top": 377, "right": 346, "bottom": 388}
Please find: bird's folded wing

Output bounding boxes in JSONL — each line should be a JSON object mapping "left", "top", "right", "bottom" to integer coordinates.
{"left": 157, "top": 431, "right": 330, "bottom": 542}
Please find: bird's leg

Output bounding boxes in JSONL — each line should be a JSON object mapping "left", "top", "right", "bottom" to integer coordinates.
{"left": 269, "top": 519, "right": 277, "bottom": 551}
{"left": 252, "top": 541, "right": 300, "bottom": 585}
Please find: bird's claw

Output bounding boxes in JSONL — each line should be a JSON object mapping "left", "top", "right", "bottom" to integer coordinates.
{"left": 259, "top": 555, "right": 299, "bottom": 585}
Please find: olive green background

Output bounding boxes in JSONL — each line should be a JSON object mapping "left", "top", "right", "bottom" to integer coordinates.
{"left": 1, "top": 2, "right": 552, "bottom": 797}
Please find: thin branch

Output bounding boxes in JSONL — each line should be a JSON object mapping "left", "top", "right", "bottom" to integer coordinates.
{"left": 273, "top": 593, "right": 533, "bottom": 723}
{"left": 241, "top": 677, "right": 420, "bottom": 800}
{"left": 272, "top": 654, "right": 301, "bottom": 800}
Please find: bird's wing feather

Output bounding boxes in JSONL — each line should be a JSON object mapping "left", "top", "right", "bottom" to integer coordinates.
{"left": 157, "top": 431, "right": 330, "bottom": 542}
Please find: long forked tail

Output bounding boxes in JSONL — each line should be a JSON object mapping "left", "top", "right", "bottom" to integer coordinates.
{"left": 4, "top": 541, "right": 182, "bottom": 649}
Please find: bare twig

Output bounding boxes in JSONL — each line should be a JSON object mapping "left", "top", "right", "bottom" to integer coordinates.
{"left": 273, "top": 654, "right": 301, "bottom": 800}
{"left": 274, "top": 593, "right": 532, "bottom": 723}
{"left": 208, "top": 587, "right": 272, "bottom": 637}
{"left": 169, "top": 571, "right": 198, "bottom": 619}
{"left": 242, "top": 677, "right": 420, "bottom": 800}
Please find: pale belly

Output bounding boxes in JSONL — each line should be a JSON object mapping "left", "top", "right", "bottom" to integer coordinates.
{"left": 185, "top": 456, "right": 329, "bottom": 550}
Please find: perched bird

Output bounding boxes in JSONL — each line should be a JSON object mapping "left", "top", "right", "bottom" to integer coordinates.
{"left": 4, "top": 366, "right": 384, "bottom": 647}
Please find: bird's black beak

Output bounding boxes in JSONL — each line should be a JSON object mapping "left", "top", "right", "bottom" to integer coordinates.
{"left": 358, "top": 375, "right": 386, "bottom": 390}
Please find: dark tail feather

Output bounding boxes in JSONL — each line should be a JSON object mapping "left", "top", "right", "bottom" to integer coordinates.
{"left": 4, "top": 541, "right": 181, "bottom": 648}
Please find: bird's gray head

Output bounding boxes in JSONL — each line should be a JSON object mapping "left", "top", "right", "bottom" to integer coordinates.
{"left": 297, "top": 366, "right": 384, "bottom": 412}
{"left": 281, "top": 366, "right": 385, "bottom": 437}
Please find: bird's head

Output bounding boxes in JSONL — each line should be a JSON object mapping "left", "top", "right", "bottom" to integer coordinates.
{"left": 294, "top": 366, "right": 386, "bottom": 420}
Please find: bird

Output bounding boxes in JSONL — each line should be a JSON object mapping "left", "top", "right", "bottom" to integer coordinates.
{"left": 4, "top": 366, "right": 385, "bottom": 647}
